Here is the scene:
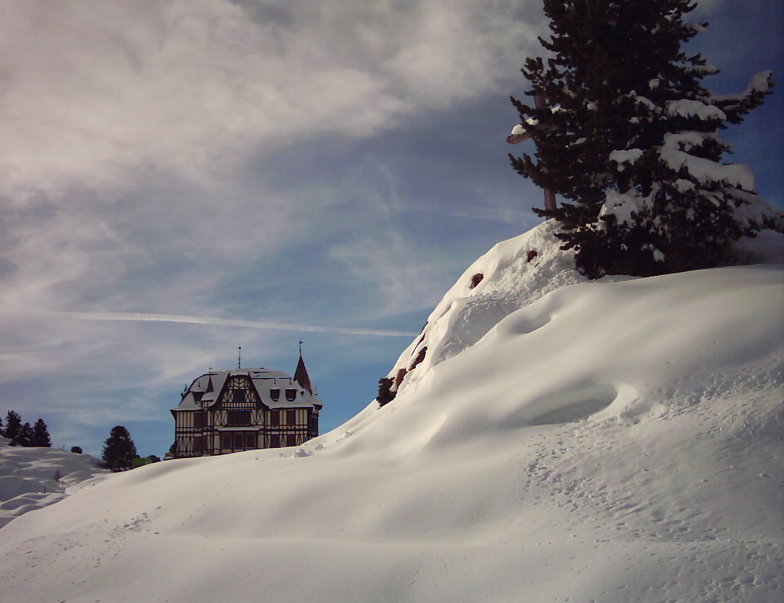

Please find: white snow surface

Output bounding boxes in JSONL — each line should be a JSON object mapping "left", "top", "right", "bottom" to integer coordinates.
{"left": 1, "top": 223, "right": 783, "bottom": 602}
{"left": 0, "top": 439, "right": 107, "bottom": 528}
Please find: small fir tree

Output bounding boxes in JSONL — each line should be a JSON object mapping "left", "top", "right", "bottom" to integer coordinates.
{"left": 102, "top": 425, "right": 137, "bottom": 471}
{"left": 510, "top": 0, "right": 776, "bottom": 277}
{"left": 32, "top": 418, "right": 52, "bottom": 447}
{"left": 3, "top": 411, "right": 22, "bottom": 445}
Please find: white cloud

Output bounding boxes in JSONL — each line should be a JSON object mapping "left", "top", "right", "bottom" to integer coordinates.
{"left": 52, "top": 311, "right": 418, "bottom": 337}
{"left": 0, "top": 0, "right": 540, "bottom": 200}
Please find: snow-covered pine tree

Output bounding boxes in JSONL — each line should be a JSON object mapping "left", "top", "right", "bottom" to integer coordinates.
{"left": 509, "top": 0, "right": 775, "bottom": 277}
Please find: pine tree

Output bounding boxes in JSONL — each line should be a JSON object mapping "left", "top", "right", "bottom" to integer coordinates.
{"left": 102, "top": 425, "right": 137, "bottom": 471}
{"left": 510, "top": 0, "right": 776, "bottom": 278}
{"left": 4, "top": 410, "right": 23, "bottom": 445}
{"left": 32, "top": 419, "right": 52, "bottom": 447}
{"left": 18, "top": 422, "right": 33, "bottom": 447}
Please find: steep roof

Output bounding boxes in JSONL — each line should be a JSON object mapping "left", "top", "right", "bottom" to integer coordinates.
{"left": 173, "top": 366, "right": 323, "bottom": 412}
{"left": 293, "top": 353, "right": 314, "bottom": 395}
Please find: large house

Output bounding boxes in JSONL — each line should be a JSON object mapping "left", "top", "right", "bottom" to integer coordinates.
{"left": 171, "top": 354, "right": 323, "bottom": 458}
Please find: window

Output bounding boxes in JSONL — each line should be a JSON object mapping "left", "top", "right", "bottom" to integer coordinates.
{"left": 270, "top": 389, "right": 280, "bottom": 401}
{"left": 286, "top": 409, "right": 296, "bottom": 426}
{"left": 194, "top": 437, "right": 205, "bottom": 453}
{"left": 221, "top": 432, "right": 255, "bottom": 450}
{"left": 270, "top": 410, "right": 280, "bottom": 426}
{"left": 194, "top": 412, "right": 205, "bottom": 428}
{"left": 285, "top": 389, "right": 296, "bottom": 401}
{"left": 270, "top": 434, "right": 280, "bottom": 448}
{"left": 227, "top": 410, "right": 251, "bottom": 426}
{"left": 232, "top": 389, "right": 246, "bottom": 403}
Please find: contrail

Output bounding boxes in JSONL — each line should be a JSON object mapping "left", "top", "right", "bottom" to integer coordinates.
{"left": 53, "top": 311, "right": 418, "bottom": 338}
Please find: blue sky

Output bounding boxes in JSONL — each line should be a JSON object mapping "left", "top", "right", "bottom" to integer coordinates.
{"left": 1, "top": 0, "right": 782, "bottom": 457}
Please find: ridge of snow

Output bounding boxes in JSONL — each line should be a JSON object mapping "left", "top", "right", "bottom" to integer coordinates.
{"left": 386, "top": 220, "right": 590, "bottom": 391}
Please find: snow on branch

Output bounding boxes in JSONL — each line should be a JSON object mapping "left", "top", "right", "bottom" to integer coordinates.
{"left": 666, "top": 99, "right": 726, "bottom": 121}
{"left": 599, "top": 187, "right": 654, "bottom": 226}
{"left": 609, "top": 149, "right": 644, "bottom": 171}
{"left": 660, "top": 133, "right": 755, "bottom": 191}
{"left": 711, "top": 70, "right": 773, "bottom": 104}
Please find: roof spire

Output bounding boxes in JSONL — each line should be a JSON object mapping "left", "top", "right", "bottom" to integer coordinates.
{"left": 294, "top": 342, "right": 314, "bottom": 395}
{"left": 237, "top": 346, "right": 242, "bottom": 369}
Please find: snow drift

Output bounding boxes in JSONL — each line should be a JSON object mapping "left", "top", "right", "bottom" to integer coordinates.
{"left": 0, "top": 223, "right": 782, "bottom": 602}
{"left": 0, "top": 439, "right": 107, "bottom": 528}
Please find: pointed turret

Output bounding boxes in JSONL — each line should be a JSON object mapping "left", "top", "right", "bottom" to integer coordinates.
{"left": 294, "top": 350, "right": 314, "bottom": 395}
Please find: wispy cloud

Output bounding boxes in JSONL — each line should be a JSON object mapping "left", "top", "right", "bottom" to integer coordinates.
{"left": 0, "top": 0, "right": 541, "bottom": 201}
{"left": 51, "top": 311, "right": 418, "bottom": 338}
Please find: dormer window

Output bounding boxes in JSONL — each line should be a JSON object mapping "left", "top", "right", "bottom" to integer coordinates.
{"left": 285, "top": 389, "right": 296, "bottom": 402}
{"left": 270, "top": 389, "right": 280, "bottom": 401}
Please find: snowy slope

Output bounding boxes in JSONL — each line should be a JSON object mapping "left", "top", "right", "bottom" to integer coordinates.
{"left": 0, "top": 224, "right": 782, "bottom": 602}
{"left": 0, "top": 439, "right": 107, "bottom": 528}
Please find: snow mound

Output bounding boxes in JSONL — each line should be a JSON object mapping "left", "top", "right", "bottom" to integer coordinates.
{"left": 386, "top": 220, "right": 592, "bottom": 393}
{"left": 0, "top": 224, "right": 782, "bottom": 602}
{"left": 0, "top": 439, "right": 108, "bottom": 528}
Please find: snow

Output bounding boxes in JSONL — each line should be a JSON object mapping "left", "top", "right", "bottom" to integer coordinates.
{"left": 609, "top": 148, "right": 644, "bottom": 171}
{"left": 667, "top": 99, "right": 726, "bottom": 121}
{"left": 660, "top": 132, "right": 756, "bottom": 191}
{"left": 0, "top": 439, "right": 107, "bottom": 528}
{"left": 712, "top": 70, "right": 773, "bottom": 103}
{"left": 0, "top": 224, "right": 782, "bottom": 602}
{"left": 599, "top": 187, "right": 653, "bottom": 225}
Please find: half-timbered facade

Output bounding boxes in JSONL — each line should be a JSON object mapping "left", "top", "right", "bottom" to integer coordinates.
{"left": 171, "top": 357, "right": 323, "bottom": 458}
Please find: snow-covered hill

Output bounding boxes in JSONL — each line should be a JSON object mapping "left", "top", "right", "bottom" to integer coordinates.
{"left": 0, "top": 224, "right": 782, "bottom": 602}
{"left": 0, "top": 439, "right": 107, "bottom": 528}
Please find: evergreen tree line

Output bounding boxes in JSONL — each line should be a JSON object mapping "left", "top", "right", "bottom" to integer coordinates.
{"left": 509, "top": 0, "right": 780, "bottom": 278}
{"left": 1, "top": 411, "right": 157, "bottom": 473}
{"left": 1, "top": 410, "right": 51, "bottom": 447}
